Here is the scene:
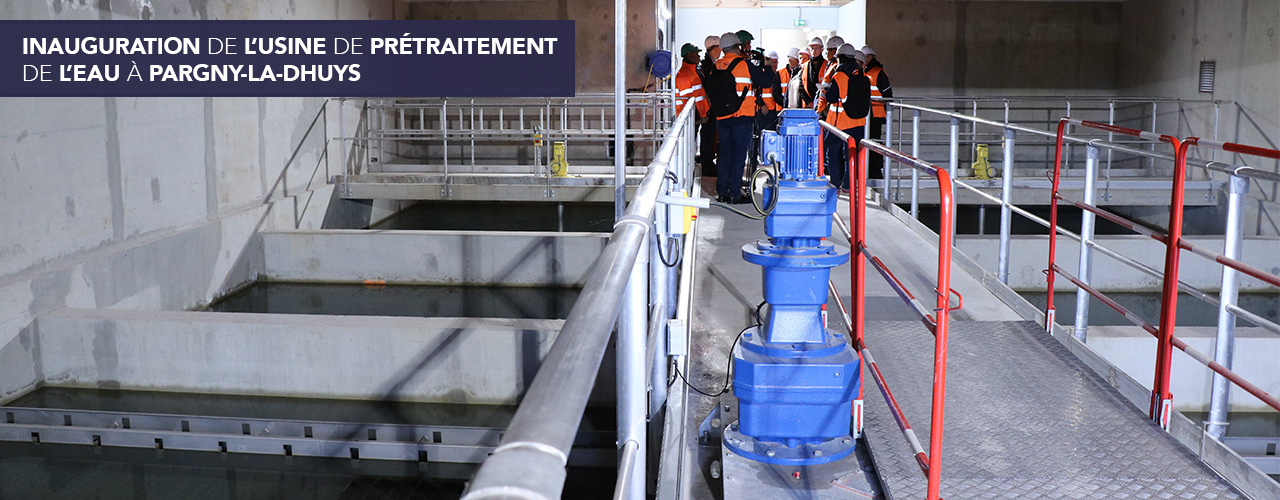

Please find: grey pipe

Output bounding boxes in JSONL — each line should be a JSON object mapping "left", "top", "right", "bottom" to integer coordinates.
{"left": 619, "top": 229, "right": 649, "bottom": 500}
{"left": 1072, "top": 145, "right": 1100, "bottom": 342}
{"left": 614, "top": 0, "right": 626, "bottom": 221}
{"left": 911, "top": 111, "right": 921, "bottom": 218}
{"left": 1207, "top": 174, "right": 1249, "bottom": 439}
{"left": 997, "top": 129, "right": 1015, "bottom": 284}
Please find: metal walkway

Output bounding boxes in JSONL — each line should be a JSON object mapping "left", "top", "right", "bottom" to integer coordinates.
{"left": 687, "top": 190, "right": 1247, "bottom": 499}
{"left": 861, "top": 320, "right": 1240, "bottom": 499}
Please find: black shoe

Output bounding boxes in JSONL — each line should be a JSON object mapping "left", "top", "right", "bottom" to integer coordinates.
{"left": 730, "top": 195, "right": 752, "bottom": 205}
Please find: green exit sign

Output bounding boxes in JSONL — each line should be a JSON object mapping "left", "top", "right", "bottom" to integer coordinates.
{"left": 794, "top": 19, "right": 807, "bottom": 27}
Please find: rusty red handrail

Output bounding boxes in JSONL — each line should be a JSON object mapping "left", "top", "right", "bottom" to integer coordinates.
{"left": 1052, "top": 262, "right": 1280, "bottom": 421}
{"left": 824, "top": 122, "right": 954, "bottom": 500}
{"left": 1046, "top": 119, "right": 1280, "bottom": 429}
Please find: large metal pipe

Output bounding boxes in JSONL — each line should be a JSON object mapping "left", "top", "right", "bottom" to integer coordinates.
{"left": 1207, "top": 174, "right": 1249, "bottom": 439}
{"left": 462, "top": 105, "right": 694, "bottom": 500}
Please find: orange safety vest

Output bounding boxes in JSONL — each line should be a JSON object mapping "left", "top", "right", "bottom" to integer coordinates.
{"left": 675, "top": 62, "right": 709, "bottom": 117}
{"left": 865, "top": 65, "right": 885, "bottom": 119}
{"left": 825, "top": 70, "right": 867, "bottom": 130}
{"left": 715, "top": 53, "right": 756, "bottom": 119}
{"left": 758, "top": 69, "right": 782, "bottom": 112}
{"left": 799, "top": 56, "right": 827, "bottom": 105}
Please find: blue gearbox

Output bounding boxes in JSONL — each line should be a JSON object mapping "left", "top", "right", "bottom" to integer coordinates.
{"left": 725, "top": 109, "right": 861, "bottom": 466}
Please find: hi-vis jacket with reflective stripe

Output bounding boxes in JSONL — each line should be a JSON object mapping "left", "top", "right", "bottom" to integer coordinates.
{"left": 715, "top": 53, "right": 757, "bottom": 119}
{"left": 675, "top": 61, "right": 709, "bottom": 117}
{"left": 864, "top": 61, "right": 893, "bottom": 119}
{"left": 800, "top": 55, "right": 827, "bottom": 107}
{"left": 825, "top": 68, "right": 868, "bottom": 130}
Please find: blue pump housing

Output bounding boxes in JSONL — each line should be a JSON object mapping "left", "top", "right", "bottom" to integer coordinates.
{"left": 727, "top": 109, "right": 861, "bottom": 466}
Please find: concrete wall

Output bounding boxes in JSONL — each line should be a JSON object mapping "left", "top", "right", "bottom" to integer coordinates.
{"left": 408, "top": 0, "right": 656, "bottom": 93}
{"left": 33, "top": 308, "right": 614, "bottom": 406}
{"left": 260, "top": 229, "right": 609, "bottom": 286}
{"left": 1087, "top": 325, "right": 1280, "bottom": 411}
{"left": 0, "top": 0, "right": 404, "bottom": 403}
{"left": 957, "top": 234, "right": 1280, "bottom": 292}
{"left": 1117, "top": 0, "right": 1280, "bottom": 235}
{"left": 866, "top": 1, "right": 1122, "bottom": 97}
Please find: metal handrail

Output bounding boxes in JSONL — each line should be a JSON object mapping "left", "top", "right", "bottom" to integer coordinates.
{"left": 460, "top": 103, "right": 697, "bottom": 500}
{"left": 824, "top": 121, "right": 956, "bottom": 500}
{"left": 1041, "top": 119, "right": 1280, "bottom": 433}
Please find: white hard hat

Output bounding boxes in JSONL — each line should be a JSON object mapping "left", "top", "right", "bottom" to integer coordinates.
{"left": 837, "top": 43, "right": 856, "bottom": 57}
{"left": 765, "top": 50, "right": 778, "bottom": 60}
{"left": 825, "top": 36, "right": 845, "bottom": 49}
{"left": 808, "top": 37, "right": 823, "bottom": 47}
{"left": 786, "top": 47, "right": 801, "bottom": 60}
{"left": 704, "top": 35, "right": 720, "bottom": 48}
{"left": 853, "top": 50, "right": 867, "bottom": 64}
{"left": 719, "top": 32, "right": 740, "bottom": 48}
{"left": 860, "top": 45, "right": 876, "bottom": 57}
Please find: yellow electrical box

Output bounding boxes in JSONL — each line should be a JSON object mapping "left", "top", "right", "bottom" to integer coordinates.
{"left": 972, "top": 144, "right": 992, "bottom": 180}
{"left": 551, "top": 141, "right": 570, "bottom": 177}
{"left": 666, "top": 192, "right": 697, "bottom": 234}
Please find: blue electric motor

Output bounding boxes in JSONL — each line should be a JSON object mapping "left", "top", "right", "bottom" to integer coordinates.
{"left": 725, "top": 109, "right": 861, "bottom": 466}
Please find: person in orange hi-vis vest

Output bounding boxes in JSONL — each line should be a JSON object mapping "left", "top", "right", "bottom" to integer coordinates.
{"left": 778, "top": 47, "right": 801, "bottom": 108}
{"left": 758, "top": 50, "right": 783, "bottom": 127}
{"left": 818, "top": 44, "right": 870, "bottom": 192}
{"left": 819, "top": 35, "right": 845, "bottom": 88}
{"left": 697, "top": 35, "right": 722, "bottom": 177}
{"left": 713, "top": 31, "right": 767, "bottom": 204}
{"left": 861, "top": 45, "right": 893, "bottom": 179}
{"left": 798, "top": 37, "right": 826, "bottom": 108}
{"left": 675, "top": 43, "right": 710, "bottom": 119}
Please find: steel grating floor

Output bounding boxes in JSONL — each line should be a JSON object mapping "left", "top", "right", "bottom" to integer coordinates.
{"left": 860, "top": 320, "right": 1244, "bottom": 499}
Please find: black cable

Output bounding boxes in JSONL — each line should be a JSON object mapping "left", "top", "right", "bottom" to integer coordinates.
{"left": 655, "top": 231, "right": 681, "bottom": 268}
{"left": 707, "top": 168, "right": 779, "bottom": 220}
{"left": 670, "top": 301, "right": 767, "bottom": 398}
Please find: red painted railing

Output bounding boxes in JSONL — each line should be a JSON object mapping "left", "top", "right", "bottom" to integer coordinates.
{"left": 823, "top": 121, "right": 959, "bottom": 500}
{"left": 1046, "top": 119, "right": 1280, "bottom": 429}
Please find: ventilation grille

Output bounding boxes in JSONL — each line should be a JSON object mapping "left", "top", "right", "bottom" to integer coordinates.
{"left": 1198, "top": 60, "right": 1216, "bottom": 93}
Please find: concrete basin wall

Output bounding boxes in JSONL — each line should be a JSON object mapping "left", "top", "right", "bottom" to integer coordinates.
{"left": 260, "top": 229, "right": 610, "bottom": 286}
{"left": 32, "top": 308, "right": 615, "bottom": 406}
{"left": 1084, "top": 326, "right": 1280, "bottom": 412}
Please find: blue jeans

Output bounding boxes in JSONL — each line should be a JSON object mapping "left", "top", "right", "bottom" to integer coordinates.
{"left": 716, "top": 116, "right": 753, "bottom": 199}
{"left": 824, "top": 126, "right": 864, "bottom": 190}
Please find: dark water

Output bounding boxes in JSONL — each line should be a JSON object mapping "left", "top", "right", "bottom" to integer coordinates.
{"left": 371, "top": 201, "right": 615, "bottom": 232}
{"left": 1, "top": 388, "right": 617, "bottom": 500}
{"left": 1018, "top": 291, "right": 1280, "bottom": 327}
{"left": 205, "top": 282, "right": 581, "bottom": 320}
{"left": 907, "top": 204, "right": 1225, "bottom": 236}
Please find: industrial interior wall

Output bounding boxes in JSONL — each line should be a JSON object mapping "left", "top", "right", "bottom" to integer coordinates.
{"left": 865, "top": 1, "right": 1121, "bottom": 98}
{"left": 0, "top": 0, "right": 405, "bottom": 403}
{"left": 1118, "top": 0, "right": 1280, "bottom": 236}
{"left": 408, "top": 0, "right": 657, "bottom": 93}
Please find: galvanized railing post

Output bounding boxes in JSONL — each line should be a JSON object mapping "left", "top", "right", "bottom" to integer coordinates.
{"left": 648, "top": 178, "right": 670, "bottom": 419}
{"left": 618, "top": 203, "right": 650, "bottom": 500}
{"left": 911, "top": 110, "right": 921, "bottom": 218}
{"left": 949, "top": 117, "right": 959, "bottom": 180}
{"left": 883, "top": 106, "right": 894, "bottom": 201}
{"left": 997, "top": 128, "right": 1015, "bottom": 284}
{"left": 1073, "top": 145, "right": 1100, "bottom": 342}
{"left": 1207, "top": 173, "right": 1249, "bottom": 439}
{"left": 949, "top": 117, "right": 959, "bottom": 244}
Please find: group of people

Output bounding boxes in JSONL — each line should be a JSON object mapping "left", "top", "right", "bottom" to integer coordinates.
{"left": 674, "top": 30, "right": 892, "bottom": 203}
